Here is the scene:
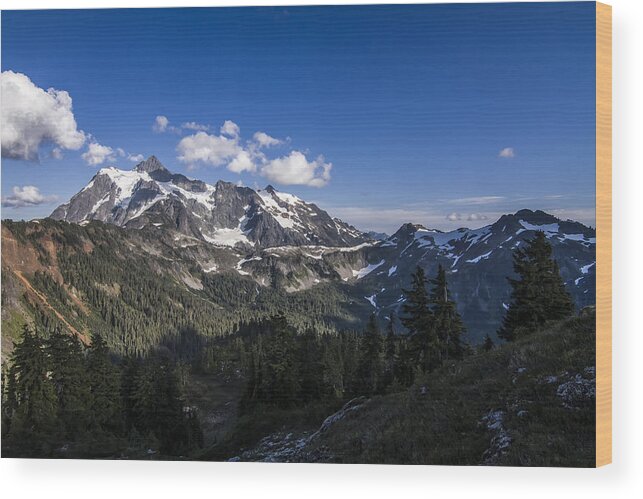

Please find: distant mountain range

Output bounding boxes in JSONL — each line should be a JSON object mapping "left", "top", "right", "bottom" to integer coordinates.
{"left": 0, "top": 156, "right": 596, "bottom": 345}
{"left": 51, "top": 156, "right": 366, "bottom": 248}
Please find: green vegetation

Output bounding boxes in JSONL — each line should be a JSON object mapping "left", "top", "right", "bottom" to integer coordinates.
{"left": 1, "top": 226, "right": 592, "bottom": 465}
{"left": 302, "top": 313, "right": 596, "bottom": 466}
{"left": 499, "top": 231, "right": 574, "bottom": 341}
{"left": 1, "top": 326, "right": 202, "bottom": 458}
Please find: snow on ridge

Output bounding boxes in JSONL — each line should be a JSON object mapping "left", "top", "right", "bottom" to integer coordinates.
{"left": 353, "top": 259, "right": 385, "bottom": 279}
{"left": 581, "top": 262, "right": 595, "bottom": 274}
{"left": 364, "top": 294, "right": 377, "bottom": 308}
{"left": 519, "top": 220, "right": 560, "bottom": 235}
{"left": 466, "top": 250, "right": 492, "bottom": 264}
{"left": 202, "top": 228, "right": 251, "bottom": 248}
{"left": 257, "top": 189, "right": 306, "bottom": 231}
{"left": 388, "top": 265, "right": 397, "bottom": 277}
{"left": 559, "top": 233, "right": 596, "bottom": 245}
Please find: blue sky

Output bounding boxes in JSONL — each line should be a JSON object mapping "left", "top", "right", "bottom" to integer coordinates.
{"left": 1, "top": 3, "right": 596, "bottom": 233}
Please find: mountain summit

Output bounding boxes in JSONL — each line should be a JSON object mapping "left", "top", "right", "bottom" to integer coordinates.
{"left": 50, "top": 156, "right": 367, "bottom": 249}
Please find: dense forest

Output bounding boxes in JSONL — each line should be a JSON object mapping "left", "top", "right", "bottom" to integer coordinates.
{"left": 1, "top": 231, "right": 583, "bottom": 461}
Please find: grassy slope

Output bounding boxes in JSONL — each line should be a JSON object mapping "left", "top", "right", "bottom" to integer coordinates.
{"left": 304, "top": 314, "right": 596, "bottom": 466}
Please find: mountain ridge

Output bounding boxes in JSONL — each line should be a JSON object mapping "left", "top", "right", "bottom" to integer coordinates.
{"left": 51, "top": 156, "right": 367, "bottom": 249}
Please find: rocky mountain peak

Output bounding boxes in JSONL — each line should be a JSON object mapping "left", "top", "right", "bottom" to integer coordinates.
{"left": 135, "top": 155, "right": 168, "bottom": 174}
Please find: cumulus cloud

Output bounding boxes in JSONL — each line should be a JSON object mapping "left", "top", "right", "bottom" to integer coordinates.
{"left": 128, "top": 153, "right": 145, "bottom": 162}
{"left": 81, "top": 142, "right": 116, "bottom": 166}
{"left": 1, "top": 71, "right": 86, "bottom": 160}
{"left": 2, "top": 185, "right": 58, "bottom": 208}
{"left": 499, "top": 147, "right": 515, "bottom": 158}
{"left": 153, "top": 115, "right": 170, "bottom": 133}
{"left": 228, "top": 150, "right": 256, "bottom": 173}
{"left": 446, "top": 212, "right": 489, "bottom": 222}
{"left": 175, "top": 120, "right": 332, "bottom": 186}
{"left": 176, "top": 131, "right": 241, "bottom": 168}
{"left": 181, "top": 121, "right": 210, "bottom": 132}
{"left": 253, "top": 131, "right": 282, "bottom": 148}
{"left": 220, "top": 120, "right": 240, "bottom": 139}
{"left": 260, "top": 151, "right": 332, "bottom": 188}
{"left": 51, "top": 148, "right": 64, "bottom": 160}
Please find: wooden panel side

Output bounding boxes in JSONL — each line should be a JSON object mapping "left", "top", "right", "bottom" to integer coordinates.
{"left": 595, "top": 1, "right": 612, "bottom": 468}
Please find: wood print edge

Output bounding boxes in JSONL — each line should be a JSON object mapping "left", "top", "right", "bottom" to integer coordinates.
{"left": 595, "top": 0, "right": 612, "bottom": 468}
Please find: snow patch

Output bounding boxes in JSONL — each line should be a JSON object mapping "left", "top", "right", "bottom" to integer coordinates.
{"left": 353, "top": 259, "right": 385, "bottom": 279}
{"left": 466, "top": 250, "right": 492, "bottom": 264}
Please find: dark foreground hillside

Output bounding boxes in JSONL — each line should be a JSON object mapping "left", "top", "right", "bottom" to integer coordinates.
{"left": 206, "top": 313, "right": 596, "bottom": 466}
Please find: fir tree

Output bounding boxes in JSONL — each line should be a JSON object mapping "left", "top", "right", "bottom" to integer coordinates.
{"left": 429, "top": 265, "right": 466, "bottom": 361}
{"left": 401, "top": 266, "right": 437, "bottom": 372}
{"left": 260, "top": 315, "right": 300, "bottom": 407}
{"left": 382, "top": 312, "right": 398, "bottom": 389}
{"left": 498, "top": 231, "right": 575, "bottom": 341}
{"left": 4, "top": 326, "right": 58, "bottom": 454}
{"left": 354, "top": 314, "right": 384, "bottom": 395}
{"left": 482, "top": 334, "right": 494, "bottom": 352}
{"left": 47, "top": 329, "right": 91, "bottom": 437}
{"left": 86, "top": 333, "right": 123, "bottom": 433}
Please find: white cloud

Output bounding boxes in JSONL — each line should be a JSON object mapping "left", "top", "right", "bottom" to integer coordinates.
{"left": 228, "top": 150, "right": 256, "bottom": 173}
{"left": 153, "top": 115, "right": 170, "bottom": 133}
{"left": 499, "top": 147, "right": 515, "bottom": 158}
{"left": 253, "top": 131, "right": 282, "bottom": 148}
{"left": 1, "top": 70, "right": 86, "bottom": 160}
{"left": 446, "top": 212, "right": 462, "bottom": 221}
{"left": 2, "top": 185, "right": 58, "bottom": 208}
{"left": 51, "top": 148, "right": 64, "bottom": 160}
{"left": 220, "top": 120, "right": 240, "bottom": 138}
{"left": 176, "top": 131, "right": 241, "bottom": 168}
{"left": 467, "top": 213, "right": 489, "bottom": 221}
{"left": 449, "top": 196, "right": 505, "bottom": 205}
{"left": 128, "top": 153, "right": 145, "bottom": 162}
{"left": 174, "top": 121, "right": 331, "bottom": 187}
{"left": 260, "top": 151, "right": 332, "bottom": 187}
{"left": 181, "top": 121, "right": 210, "bottom": 132}
{"left": 81, "top": 142, "right": 116, "bottom": 166}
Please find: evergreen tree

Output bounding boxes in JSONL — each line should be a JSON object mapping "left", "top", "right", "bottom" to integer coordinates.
{"left": 86, "top": 333, "right": 123, "bottom": 433}
{"left": 498, "top": 232, "right": 575, "bottom": 341}
{"left": 354, "top": 315, "right": 384, "bottom": 395}
{"left": 401, "top": 266, "right": 437, "bottom": 372}
{"left": 4, "top": 326, "right": 58, "bottom": 454}
{"left": 382, "top": 312, "right": 398, "bottom": 389}
{"left": 260, "top": 315, "right": 300, "bottom": 407}
{"left": 429, "top": 265, "right": 466, "bottom": 361}
{"left": 482, "top": 334, "right": 494, "bottom": 352}
{"left": 47, "top": 329, "right": 91, "bottom": 437}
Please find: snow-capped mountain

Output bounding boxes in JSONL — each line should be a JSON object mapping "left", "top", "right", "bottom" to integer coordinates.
{"left": 341, "top": 209, "right": 596, "bottom": 340}
{"left": 50, "top": 156, "right": 367, "bottom": 248}
{"left": 47, "top": 157, "right": 596, "bottom": 341}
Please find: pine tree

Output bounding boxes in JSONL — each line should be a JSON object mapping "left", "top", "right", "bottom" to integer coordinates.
{"left": 354, "top": 314, "right": 384, "bottom": 395}
{"left": 86, "top": 333, "right": 123, "bottom": 433}
{"left": 401, "top": 266, "right": 437, "bottom": 372}
{"left": 47, "top": 329, "right": 91, "bottom": 437}
{"left": 482, "top": 334, "right": 494, "bottom": 352}
{"left": 4, "top": 326, "right": 58, "bottom": 454}
{"left": 260, "top": 315, "right": 300, "bottom": 407}
{"left": 429, "top": 265, "right": 466, "bottom": 361}
{"left": 382, "top": 312, "right": 398, "bottom": 389}
{"left": 498, "top": 231, "right": 575, "bottom": 341}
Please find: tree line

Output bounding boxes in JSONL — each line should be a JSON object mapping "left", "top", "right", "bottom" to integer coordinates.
{"left": 1, "top": 328, "right": 203, "bottom": 458}
{"left": 1, "top": 231, "right": 576, "bottom": 457}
